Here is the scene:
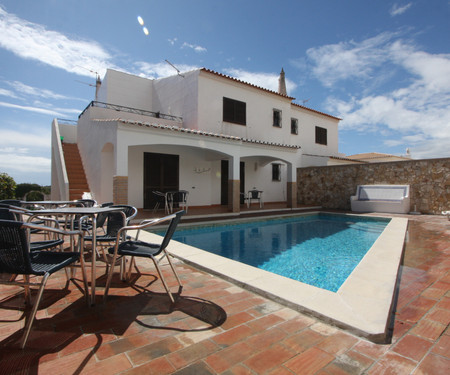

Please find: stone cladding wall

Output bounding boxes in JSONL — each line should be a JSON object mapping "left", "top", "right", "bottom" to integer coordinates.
{"left": 297, "top": 158, "right": 450, "bottom": 214}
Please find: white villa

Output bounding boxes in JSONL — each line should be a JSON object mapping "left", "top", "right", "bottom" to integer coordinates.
{"left": 51, "top": 68, "right": 341, "bottom": 213}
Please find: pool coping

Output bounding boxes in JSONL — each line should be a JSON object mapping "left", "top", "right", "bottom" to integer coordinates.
{"left": 137, "top": 212, "right": 408, "bottom": 343}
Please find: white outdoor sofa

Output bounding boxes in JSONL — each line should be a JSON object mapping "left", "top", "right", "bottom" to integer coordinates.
{"left": 350, "top": 184, "right": 411, "bottom": 214}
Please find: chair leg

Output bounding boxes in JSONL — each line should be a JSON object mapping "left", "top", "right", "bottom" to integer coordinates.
{"left": 103, "top": 251, "right": 120, "bottom": 302}
{"left": 151, "top": 255, "right": 175, "bottom": 303}
{"left": 20, "top": 273, "right": 50, "bottom": 349}
{"left": 162, "top": 250, "right": 183, "bottom": 288}
{"left": 23, "top": 275, "right": 31, "bottom": 305}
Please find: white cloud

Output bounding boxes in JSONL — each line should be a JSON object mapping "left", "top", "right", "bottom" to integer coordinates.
{"left": 0, "top": 129, "right": 50, "bottom": 148}
{"left": 7, "top": 81, "right": 70, "bottom": 100}
{"left": 0, "top": 7, "right": 114, "bottom": 77}
{"left": 0, "top": 87, "right": 18, "bottom": 99}
{"left": 307, "top": 32, "right": 394, "bottom": 87}
{"left": 224, "top": 68, "right": 298, "bottom": 95}
{"left": 311, "top": 31, "right": 450, "bottom": 159}
{"left": 0, "top": 101, "right": 68, "bottom": 117}
{"left": 0, "top": 152, "right": 50, "bottom": 173}
{"left": 181, "top": 42, "right": 207, "bottom": 53}
{"left": 390, "top": 3, "right": 413, "bottom": 16}
{"left": 0, "top": 131, "right": 51, "bottom": 176}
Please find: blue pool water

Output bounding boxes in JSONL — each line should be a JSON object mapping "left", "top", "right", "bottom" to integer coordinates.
{"left": 165, "top": 213, "right": 390, "bottom": 292}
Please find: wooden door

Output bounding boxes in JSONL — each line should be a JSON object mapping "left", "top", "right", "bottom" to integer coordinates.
{"left": 144, "top": 152, "right": 179, "bottom": 209}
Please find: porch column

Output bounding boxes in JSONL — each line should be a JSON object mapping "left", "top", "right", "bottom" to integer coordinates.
{"left": 114, "top": 141, "right": 129, "bottom": 205}
{"left": 113, "top": 176, "right": 128, "bottom": 204}
{"left": 286, "top": 163, "right": 297, "bottom": 208}
{"left": 228, "top": 156, "right": 240, "bottom": 213}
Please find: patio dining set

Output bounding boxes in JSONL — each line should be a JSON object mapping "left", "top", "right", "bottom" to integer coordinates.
{"left": 0, "top": 198, "right": 185, "bottom": 349}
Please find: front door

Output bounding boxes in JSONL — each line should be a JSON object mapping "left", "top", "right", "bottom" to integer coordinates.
{"left": 221, "top": 160, "right": 245, "bottom": 205}
{"left": 144, "top": 152, "right": 179, "bottom": 209}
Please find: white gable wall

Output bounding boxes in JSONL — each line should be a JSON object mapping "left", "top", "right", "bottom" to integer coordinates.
{"left": 97, "top": 69, "right": 153, "bottom": 110}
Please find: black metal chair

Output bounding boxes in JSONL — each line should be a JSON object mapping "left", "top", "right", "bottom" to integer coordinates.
{"left": 76, "top": 199, "right": 97, "bottom": 207}
{"left": 247, "top": 189, "right": 264, "bottom": 208}
{"left": 0, "top": 208, "right": 64, "bottom": 252}
{"left": 0, "top": 219, "right": 87, "bottom": 348}
{"left": 169, "top": 190, "right": 189, "bottom": 214}
{"left": 152, "top": 191, "right": 170, "bottom": 214}
{"left": 103, "top": 210, "right": 185, "bottom": 303}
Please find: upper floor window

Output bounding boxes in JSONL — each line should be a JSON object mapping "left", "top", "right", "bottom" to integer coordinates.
{"left": 223, "top": 97, "right": 246, "bottom": 125}
{"left": 291, "top": 118, "right": 298, "bottom": 135}
{"left": 273, "top": 109, "right": 282, "bottom": 127}
{"left": 315, "top": 126, "right": 327, "bottom": 145}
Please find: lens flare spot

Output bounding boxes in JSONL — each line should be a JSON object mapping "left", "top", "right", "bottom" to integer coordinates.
{"left": 143, "top": 26, "right": 149, "bottom": 35}
{"left": 137, "top": 16, "right": 144, "bottom": 26}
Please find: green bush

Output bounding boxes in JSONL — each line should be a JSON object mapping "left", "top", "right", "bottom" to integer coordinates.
{"left": 25, "top": 190, "right": 45, "bottom": 201}
{"left": 15, "top": 183, "right": 42, "bottom": 199}
{"left": 0, "top": 173, "right": 16, "bottom": 200}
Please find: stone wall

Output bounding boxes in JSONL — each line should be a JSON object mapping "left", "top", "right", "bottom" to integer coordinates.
{"left": 297, "top": 158, "right": 450, "bottom": 214}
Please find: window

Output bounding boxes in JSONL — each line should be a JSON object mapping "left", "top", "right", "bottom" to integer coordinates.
{"left": 315, "top": 126, "right": 327, "bottom": 145}
{"left": 223, "top": 97, "right": 246, "bottom": 125}
{"left": 291, "top": 118, "right": 298, "bottom": 135}
{"left": 272, "top": 163, "right": 281, "bottom": 181}
{"left": 273, "top": 109, "right": 282, "bottom": 127}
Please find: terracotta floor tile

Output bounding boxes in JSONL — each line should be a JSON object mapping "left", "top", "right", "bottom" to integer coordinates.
{"left": 353, "top": 340, "right": 390, "bottom": 359}
{"left": 220, "top": 311, "right": 254, "bottom": 330}
{"left": 121, "top": 357, "right": 175, "bottom": 375}
{"left": 127, "top": 336, "right": 183, "bottom": 366}
{"left": 211, "top": 324, "right": 253, "bottom": 347}
{"left": 426, "top": 307, "right": 450, "bottom": 325}
{"left": 282, "top": 328, "right": 326, "bottom": 353}
{"left": 277, "top": 315, "right": 315, "bottom": 334}
{"left": 284, "top": 347, "right": 334, "bottom": 374}
{"left": 204, "top": 342, "right": 253, "bottom": 373}
{"left": 413, "top": 353, "right": 450, "bottom": 375}
{"left": 392, "top": 334, "right": 434, "bottom": 362}
{"left": 1, "top": 214, "right": 449, "bottom": 374}
{"left": 316, "top": 331, "right": 359, "bottom": 356}
{"left": 411, "top": 319, "right": 447, "bottom": 341}
{"left": 431, "top": 334, "right": 450, "bottom": 358}
{"left": 245, "top": 327, "right": 288, "bottom": 351}
{"left": 396, "top": 305, "right": 428, "bottom": 323}
{"left": 327, "top": 349, "right": 374, "bottom": 374}
{"left": 244, "top": 344, "right": 295, "bottom": 373}
{"left": 166, "top": 339, "right": 219, "bottom": 370}
{"left": 367, "top": 352, "right": 417, "bottom": 375}
{"left": 246, "top": 313, "right": 284, "bottom": 333}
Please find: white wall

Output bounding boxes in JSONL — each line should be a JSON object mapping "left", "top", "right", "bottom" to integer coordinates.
{"left": 98, "top": 69, "right": 153, "bottom": 110}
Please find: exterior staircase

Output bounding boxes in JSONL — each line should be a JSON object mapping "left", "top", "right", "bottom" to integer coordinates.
{"left": 62, "top": 143, "right": 90, "bottom": 200}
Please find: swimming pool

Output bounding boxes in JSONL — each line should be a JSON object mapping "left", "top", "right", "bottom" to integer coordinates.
{"left": 142, "top": 211, "right": 407, "bottom": 341}
{"left": 169, "top": 213, "right": 390, "bottom": 292}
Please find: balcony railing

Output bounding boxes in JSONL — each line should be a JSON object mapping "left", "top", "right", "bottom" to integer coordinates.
{"left": 78, "top": 101, "right": 182, "bottom": 122}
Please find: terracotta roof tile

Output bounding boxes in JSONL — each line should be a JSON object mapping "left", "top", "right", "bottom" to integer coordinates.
{"left": 93, "top": 118, "right": 301, "bottom": 149}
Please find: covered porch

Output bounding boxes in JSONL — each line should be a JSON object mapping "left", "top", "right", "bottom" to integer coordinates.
{"left": 89, "top": 119, "right": 302, "bottom": 213}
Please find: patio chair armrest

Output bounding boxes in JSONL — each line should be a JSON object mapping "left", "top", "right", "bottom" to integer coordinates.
{"left": 22, "top": 222, "right": 84, "bottom": 237}
{"left": 115, "top": 213, "right": 177, "bottom": 242}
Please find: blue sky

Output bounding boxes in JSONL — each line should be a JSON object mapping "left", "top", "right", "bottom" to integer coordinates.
{"left": 0, "top": 0, "right": 449, "bottom": 185}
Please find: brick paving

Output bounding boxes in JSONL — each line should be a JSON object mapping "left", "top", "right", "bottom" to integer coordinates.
{"left": 0, "top": 213, "right": 449, "bottom": 374}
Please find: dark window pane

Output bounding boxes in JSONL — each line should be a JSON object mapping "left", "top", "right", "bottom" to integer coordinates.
{"left": 315, "top": 126, "right": 327, "bottom": 145}
{"left": 223, "top": 97, "right": 246, "bottom": 125}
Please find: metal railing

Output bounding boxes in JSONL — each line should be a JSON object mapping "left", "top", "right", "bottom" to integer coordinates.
{"left": 78, "top": 101, "right": 182, "bottom": 122}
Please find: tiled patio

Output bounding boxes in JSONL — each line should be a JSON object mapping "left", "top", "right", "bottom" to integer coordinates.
{"left": 0, "top": 212, "right": 449, "bottom": 374}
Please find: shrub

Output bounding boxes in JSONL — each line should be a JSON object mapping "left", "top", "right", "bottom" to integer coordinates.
{"left": 25, "top": 190, "right": 44, "bottom": 201}
{"left": 15, "top": 183, "right": 42, "bottom": 199}
{"left": 0, "top": 173, "right": 16, "bottom": 200}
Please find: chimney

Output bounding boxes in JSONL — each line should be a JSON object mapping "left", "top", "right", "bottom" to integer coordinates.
{"left": 278, "top": 68, "right": 287, "bottom": 96}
